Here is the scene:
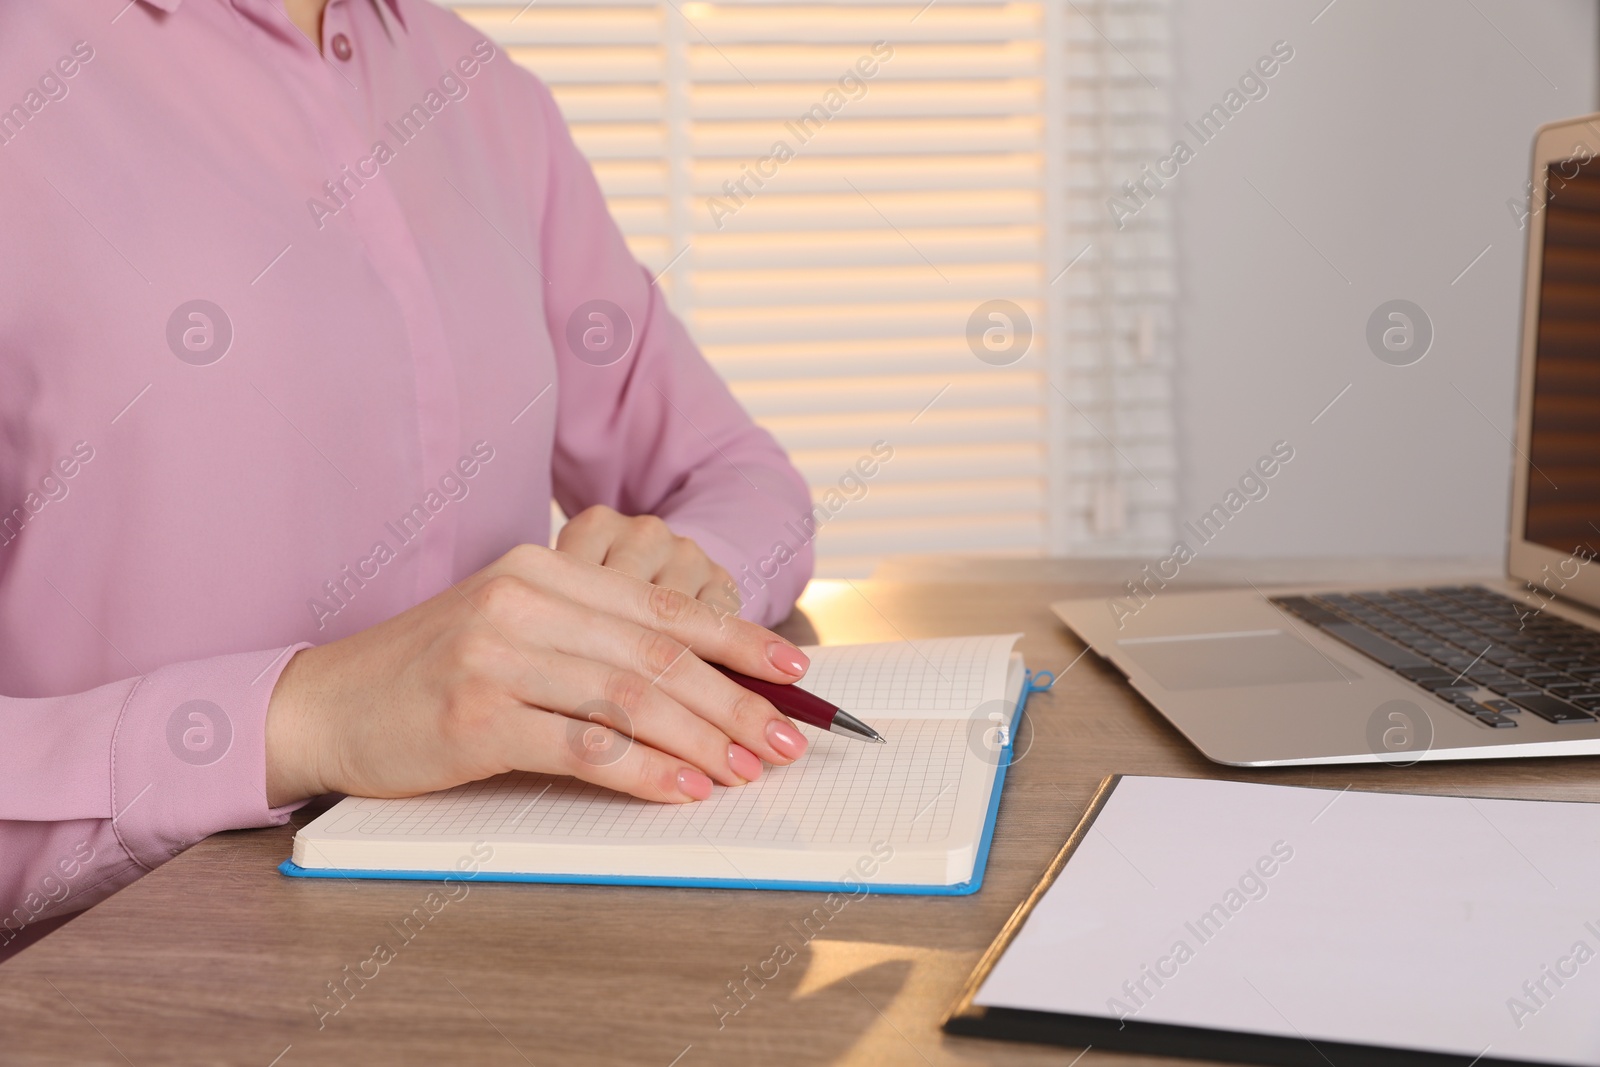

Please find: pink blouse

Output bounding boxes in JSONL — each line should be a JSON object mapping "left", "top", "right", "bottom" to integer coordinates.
{"left": 0, "top": 0, "right": 813, "bottom": 953}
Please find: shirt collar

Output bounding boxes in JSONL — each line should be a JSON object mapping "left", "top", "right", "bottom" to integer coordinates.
{"left": 369, "top": 0, "right": 406, "bottom": 39}
{"left": 137, "top": 0, "right": 407, "bottom": 35}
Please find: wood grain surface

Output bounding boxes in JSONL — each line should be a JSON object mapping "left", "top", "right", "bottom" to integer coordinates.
{"left": 4, "top": 563, "right": 1596, "bottom": 1067}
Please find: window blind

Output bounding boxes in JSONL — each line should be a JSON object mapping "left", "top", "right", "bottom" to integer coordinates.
{"left": 440, "top": 0, "right": 1176, "bottom": 576}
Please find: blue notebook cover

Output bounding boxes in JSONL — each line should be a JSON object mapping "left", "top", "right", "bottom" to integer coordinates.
{"left": 279, "top": 669, "right": 1051, "bottom": 896}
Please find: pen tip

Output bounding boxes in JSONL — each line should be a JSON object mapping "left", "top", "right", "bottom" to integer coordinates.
{"left": 873, "top": 734, "right": 888, "bottom": 744}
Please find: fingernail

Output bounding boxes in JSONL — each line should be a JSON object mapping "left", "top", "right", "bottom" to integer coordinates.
{"left": 677, "top": 768, "right": 713, "bottom": 801}
{"left": 766, "top": 720, "right": 808, "bottom": 761}
{"left": 727, "top": 743, "right": 763, "bottom": 783}
{"left": 768, "top": 642, "right": 809, "bottom": 677}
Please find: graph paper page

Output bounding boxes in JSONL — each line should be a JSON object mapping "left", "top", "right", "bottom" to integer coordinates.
{"left": 793, "top": 633, "right": 1021, "bottom": 716}
{"left": 323, "top": 717, "right": 977, "bottom": 847}
{"left": 293, "top": 636, "right": 1025, "bottom": 877}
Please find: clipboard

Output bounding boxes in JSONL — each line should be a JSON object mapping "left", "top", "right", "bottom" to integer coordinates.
{"left": 944, "top": 774, "right": 1600, "bottom": 1067}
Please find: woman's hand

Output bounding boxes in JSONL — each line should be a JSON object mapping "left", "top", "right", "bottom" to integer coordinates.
{"left": 264, "top": 544, "right": 811, "bottom": 808}
{"left": 556, "top": 505, "right": 741, "bottom": 617}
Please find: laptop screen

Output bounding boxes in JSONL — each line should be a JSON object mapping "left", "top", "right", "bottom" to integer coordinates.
{"left": 1525, "top": 156, "right": 1600, "bottom": 558}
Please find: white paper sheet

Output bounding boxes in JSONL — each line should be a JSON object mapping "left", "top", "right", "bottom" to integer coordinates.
{"left": 976, "top": 776, "right": 1600, "bottom": 1064}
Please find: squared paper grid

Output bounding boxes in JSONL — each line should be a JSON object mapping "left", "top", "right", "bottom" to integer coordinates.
{"left": 351, "top": 719, "right": 972, "bottom": 846}
{"left": 797, "top": 635, "right": 1009, "bottom": 712}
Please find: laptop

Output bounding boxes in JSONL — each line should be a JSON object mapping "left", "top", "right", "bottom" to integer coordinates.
{"left": 1053, "top": 113, "right": 1600, "bottom": 767}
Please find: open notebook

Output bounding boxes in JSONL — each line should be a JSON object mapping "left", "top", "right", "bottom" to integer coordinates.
{"left": 280, "top": 633, "right": 1037, "bottom": 895}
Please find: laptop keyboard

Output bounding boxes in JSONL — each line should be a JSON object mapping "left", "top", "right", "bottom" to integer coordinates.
{"left": 1272, "top": 586, "right": 1600, "bottom": 729}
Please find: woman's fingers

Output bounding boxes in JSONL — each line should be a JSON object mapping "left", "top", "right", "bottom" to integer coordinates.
{"left": 553, "top": 505, "right": 625, "bottom": 564}
{"left": 555, "top": 508, "right": 741, "bottom": 610}
{"left": 652, "top": 537, "right": 715, "bottom": 599}
{"left": 491, "top": 647, "right": 762, "bottom": 786}
{"left": 514, "top": 589, "right": 806, "bottom": 767}
{"left": 555, "top": 506, "right": 680, "bottom": 583}
{"left": 499, "top": 708, "right": 716, "bottom": 804}
{"left": 270, "top": 527, "right": 806, "bottom": 810}
{"left": 600, "top": 516, "right": 678, "bottom": 583}
{"left": 493, "top": 545, "right": 809, "bottom": 684}
{"left": 651, "top": 653, "right": 811, "bottom": 765}
{"left": 695, "top": 567, "right": 741, "bottom": 616}
{"left": 455, "top": 570, "right": 802, "bottom": 768}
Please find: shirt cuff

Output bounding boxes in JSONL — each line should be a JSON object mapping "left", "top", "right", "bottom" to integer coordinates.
{"left": 109, "top": 643, "right": 313, "bottom": 871}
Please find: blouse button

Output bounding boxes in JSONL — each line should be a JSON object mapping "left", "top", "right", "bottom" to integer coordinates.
{"left": 330, "top": 34, "right": 353, "bottom": 61}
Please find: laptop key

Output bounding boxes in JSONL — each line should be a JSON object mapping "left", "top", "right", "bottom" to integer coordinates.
{"left": 1416, "top": 678, "right": 1475, "bottom": 693}
{"left": 1272, "top": 596, "right": 1343, "bottom": 625}
{"left": 1317, "top": 623, "right": 1432, "bottom": 669}
{"left": 1507, "top": 693, "right": 1596, "bottom": 724}
{"left": 1398, "top": 665, "right": 1454, "bottom": 682}
{"left": 1448, "top": 698, "right": 1519, "bottom": 727}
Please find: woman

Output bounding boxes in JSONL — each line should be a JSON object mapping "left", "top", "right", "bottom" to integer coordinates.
{"left": 0, "top": 0, "right": 815, "bottom": 955}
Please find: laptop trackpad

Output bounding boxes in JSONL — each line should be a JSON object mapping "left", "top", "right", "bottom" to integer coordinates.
{"left": 1117, "top": 630, "right": 1355, "bottom": 690}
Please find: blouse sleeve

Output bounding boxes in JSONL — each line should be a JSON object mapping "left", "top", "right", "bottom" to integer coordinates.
{"left": 0, "top": 644, "right": 309, "bottom": 948}
{"left": 528, "top": 76, "right": 815, "bottom": 627}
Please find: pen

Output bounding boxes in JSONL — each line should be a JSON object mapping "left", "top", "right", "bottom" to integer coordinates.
{"left": 711, "top": 664, "right": 887, "bottom": 744}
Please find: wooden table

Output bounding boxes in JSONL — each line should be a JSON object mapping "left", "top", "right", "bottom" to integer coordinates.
{"left": 5, "top": 560, "right": 1597, "bottom": 1066}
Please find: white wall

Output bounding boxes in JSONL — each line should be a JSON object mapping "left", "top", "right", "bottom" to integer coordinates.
{"left": 1169, "top": 0, "right": 1596, "bottom": 560}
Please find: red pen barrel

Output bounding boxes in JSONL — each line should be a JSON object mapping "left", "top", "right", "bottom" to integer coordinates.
{"left": 710, "top": 664, "right": 839, "bottom": 732}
